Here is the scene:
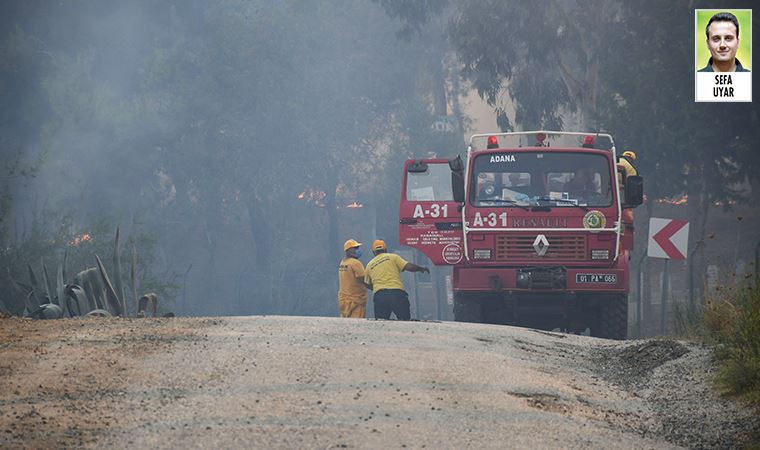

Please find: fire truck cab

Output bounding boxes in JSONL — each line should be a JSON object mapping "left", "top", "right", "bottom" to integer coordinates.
{"left": 399, "top": 131, "right": 643, "bottom": 339}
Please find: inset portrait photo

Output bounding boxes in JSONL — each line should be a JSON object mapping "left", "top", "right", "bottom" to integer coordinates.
{"left": 695, "top": 9, "right": 752, "bottom": 102}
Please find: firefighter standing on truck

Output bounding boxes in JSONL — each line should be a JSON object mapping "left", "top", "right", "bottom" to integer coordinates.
{"left": 338, "top": 239, "right": 370, "bottom": 318}
{"left": 618, "top": 150, "right": 639, "bottom": 225}
{"left": 364, "top": 240, "right": 429, "bottom": 320}
{"left": 618, "top": 151, "right": 638, "bottom": 177}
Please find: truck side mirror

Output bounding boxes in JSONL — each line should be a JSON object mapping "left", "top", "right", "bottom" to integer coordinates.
{"left": 448, "top": 156, "right": 463, "bottom": 172}
{"left": 408, "top": 160, "right": 428, "bottom": 173}
{"left": 449, "top": 156, "right": 465, "bottom": 203}
{"left": 624, "top": 175, "right": 643, "bottom": 207}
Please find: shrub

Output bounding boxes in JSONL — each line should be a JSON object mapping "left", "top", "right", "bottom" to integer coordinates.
{"left": 702, "top": 282, "right": 760, "bottom": 405}
{"left": 0, "top": 214, "right": 177, "bottom": 317}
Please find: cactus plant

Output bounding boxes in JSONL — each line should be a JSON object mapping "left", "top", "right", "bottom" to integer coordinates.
{"left": 9, "top": 226, "right": 166, "bottom": 319}
{"left": 95, "top": 254, "right": 122, "bottom": 316}
{"left": 113, "top": 227, "right": 127, "bottom": 317}
{"left": 29, "top": 303, "right": 63, "bottom": 320}
{"left": 41, "top": 260, "right": 56, "bottom": 306}
{"left": 85, "top": 309, "right": 111, "bottom": 317}
{"left": 137, "top": 293, "right": 158, "bottom": 317}
{"left": 64, "top": 284, "right": 89, "bottom": 316}
{"left": 56, "top": 263, "right": 66, "bottom": 315}
{"left": 26, "top": 264, "right": 46, "bottom": 308}
{"left": 131, "top": 243, "right": 138, "bottom": 316}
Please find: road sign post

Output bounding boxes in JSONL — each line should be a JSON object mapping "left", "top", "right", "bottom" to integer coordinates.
{"left": 661, "top": 259, "right": 669, "bottom": 334}
{"left": 648, "top": 218, "right": 689, "bottom": 335}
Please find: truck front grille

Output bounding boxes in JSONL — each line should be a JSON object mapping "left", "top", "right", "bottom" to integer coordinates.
{"left": 494, "top": 234, "right": 586, "bottom": 261}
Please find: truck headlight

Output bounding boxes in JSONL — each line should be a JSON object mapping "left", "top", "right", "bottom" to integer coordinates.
{"left": 591, "top": 249, "right": 609, "bottom": 260}
{"left": 473, "top": 249, "right": 491, "bottom": 260}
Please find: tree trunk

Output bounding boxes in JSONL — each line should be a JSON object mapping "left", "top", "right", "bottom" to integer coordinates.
{"left": 642, "top": 196, "right": 655, "bottom": 335}
{"left": 324, "top": 185, "right": 339, "bottom": 264}
{"left": 246, "top": 191, "right": 272, "bottom": 313}
{"left": 449, "top": 59, "right": 464, "bottom": 130}
{"left": 431, "top": 57, "right": 447, "bottom": 117}
{"left": 687, "top": 170, "right": 710, "bottom": 309}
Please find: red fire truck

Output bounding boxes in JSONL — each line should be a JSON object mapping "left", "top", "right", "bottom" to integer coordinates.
{"left": 399, "top": 131, "right": 643, "bottom": 339}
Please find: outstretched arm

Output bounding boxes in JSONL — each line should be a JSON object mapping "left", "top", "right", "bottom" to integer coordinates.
{"left": 356, "top": 276, "right": 372, "bottom": 290}
{"left": 402, "top": 263, "right": 429, "bottom": 274}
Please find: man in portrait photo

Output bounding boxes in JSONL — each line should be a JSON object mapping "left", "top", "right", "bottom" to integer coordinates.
{"left": 699, "top": 12, "right": 750, "bottom": 72}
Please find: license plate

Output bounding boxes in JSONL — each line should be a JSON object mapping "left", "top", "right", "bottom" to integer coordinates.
{"left": 575, "top": 273, "right": 617, "bottom": 284}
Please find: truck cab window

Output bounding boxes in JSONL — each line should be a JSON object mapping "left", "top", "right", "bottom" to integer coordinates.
{"left": 406, "top": 164, "right": 454, "bottom": 201}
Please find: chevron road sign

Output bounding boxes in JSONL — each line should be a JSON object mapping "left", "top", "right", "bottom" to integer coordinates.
{"left": 647, "top": 218, "right": 689, "bottom": 260}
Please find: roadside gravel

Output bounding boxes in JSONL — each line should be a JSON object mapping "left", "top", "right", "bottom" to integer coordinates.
{"left": 1, "top": 315, "right": 757, "bottom": 449}
{"left": 591, "top": 339, "right": 760, "bottom": 448}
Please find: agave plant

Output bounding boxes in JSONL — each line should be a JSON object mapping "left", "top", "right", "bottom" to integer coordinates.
{"left": 9, "top": 226, "right": 159, "bottom": 319}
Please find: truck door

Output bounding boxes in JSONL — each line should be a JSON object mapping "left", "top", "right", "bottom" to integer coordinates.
{"left": 399, "top": 159, "right": 464, "bottom": 265}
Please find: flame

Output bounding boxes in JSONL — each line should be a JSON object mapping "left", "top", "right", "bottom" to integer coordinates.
{"left": 656, "top": 194, "right": 688, "bottom": 205}
{"left": 655, "top": 194, "right": 737, "bottom": 207}
{"left": 70, "top": 232, "right": 92, "bottom": 246}
{"left": 297, "top": 189, "right": 326, "bottom": 207}
{"left": 345, "top": 201, "right": 363, "bottom": 208}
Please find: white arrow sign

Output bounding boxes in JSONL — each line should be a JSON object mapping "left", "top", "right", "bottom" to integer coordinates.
{"left": 647, "top": 217, "right": 689, "bottom": 260}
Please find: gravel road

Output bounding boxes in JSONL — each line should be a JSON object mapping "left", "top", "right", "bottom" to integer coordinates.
{"left": 1, "top": 316, "right": 757, "bottom": 449}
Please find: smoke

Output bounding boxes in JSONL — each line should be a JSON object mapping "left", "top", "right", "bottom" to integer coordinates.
{"left": 2, "top": 0, "right": 446, "bottom": 317}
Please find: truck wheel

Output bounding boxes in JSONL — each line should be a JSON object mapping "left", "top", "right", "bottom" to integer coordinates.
{"left": 453, "top": 292, "right": 483, "bottom": 323}
{"left": 594, "top": 295, "right": 628, "bottom": 340}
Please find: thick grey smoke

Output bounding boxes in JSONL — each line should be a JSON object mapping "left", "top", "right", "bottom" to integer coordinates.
{"left": 1, "top": 1, "right": 460, "bottom": 317}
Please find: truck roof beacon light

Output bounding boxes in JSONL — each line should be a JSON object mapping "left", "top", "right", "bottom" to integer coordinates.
{"left": 487, "top": 136, "right": 499, "bottom": 149}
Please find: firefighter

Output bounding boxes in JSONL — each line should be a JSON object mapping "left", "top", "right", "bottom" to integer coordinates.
{"left": 618, "top": 150, "right": 638, "bottom": 178}
{"left": 565, "top": 168, "right": 597, "bottom": 195}
{"left": 338, "top": 239, "right": 370, "bottom": 318}
{"left": 618, "top": 150, "right": 638, "bottom": 225}
{"left": 364, "top": 240, "right": 429, "bottom": 320}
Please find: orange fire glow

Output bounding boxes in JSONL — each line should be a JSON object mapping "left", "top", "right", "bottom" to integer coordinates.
{"left": 655, "top": 194, "right": 737, "bottom": 207}
{"left": 297, "top": 189, "right": 326, "bottom": 207}
{"left": 656, "top": 194, "right": 688, "bottom": 205}
{"left": 345, "top": 201, "right": 363, "bottom": 208}
{"left": 70, "top": 232, "right": 92, "bottom": 246}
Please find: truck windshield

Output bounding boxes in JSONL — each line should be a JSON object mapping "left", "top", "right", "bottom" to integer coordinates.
{"left": 406, "top": 163, "right": 454, "bottom": 201}
{"left": 471, "top": 151, "right": 613, "bottom": 207}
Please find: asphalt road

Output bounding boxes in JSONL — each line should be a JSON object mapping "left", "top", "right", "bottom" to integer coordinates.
{"left": 0, "top": 316, "right": 756, "bottom": 449}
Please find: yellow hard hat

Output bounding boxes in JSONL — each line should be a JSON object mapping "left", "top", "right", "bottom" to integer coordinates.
{"left": 623, "top": 151, "right": 637, "bottom": 160}
{"left": 371, "top": 239, "right": 387, "bottom": 251}
{"left": 343, "top": 239, "right": 362, "bottom": 251}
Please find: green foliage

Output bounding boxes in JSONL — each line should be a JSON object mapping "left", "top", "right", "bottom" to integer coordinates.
{"left": 712, "top": 285, "right": 760, "bottom": 405}
{"left": 687, "top": 282, "right": 760, "bottom": 406}
{"left": 0, "top": 212, "right": 176, "bottom": 317}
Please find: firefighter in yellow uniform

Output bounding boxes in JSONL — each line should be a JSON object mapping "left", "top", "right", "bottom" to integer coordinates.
{"left": 617, "top": 150, "right": 639, "bottom": 225}
{"left": 364, "top": 240, "right": 429, "bottom": 320}
{"left": 618, "top": 151, "right": 638, "bottom": 178}
{"left": 338, "top": 239, "right": 370, "bottom": 318}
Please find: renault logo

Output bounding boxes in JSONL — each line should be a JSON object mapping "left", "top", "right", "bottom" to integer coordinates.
{"left": 533, "top": 234, "right": 549, "bottom": 256}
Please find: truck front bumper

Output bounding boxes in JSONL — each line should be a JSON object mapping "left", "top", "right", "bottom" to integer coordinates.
{"left": 453, "top": 266, "right": 628, "bottom": 293}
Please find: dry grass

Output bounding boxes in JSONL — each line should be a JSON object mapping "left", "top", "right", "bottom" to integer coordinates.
{"left": 701, "top": 282, "right": 760, "bottom": 406}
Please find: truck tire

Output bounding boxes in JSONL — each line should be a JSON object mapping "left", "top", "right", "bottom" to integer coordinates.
{"left": 594, "top": 295, "right": 628, "bottom": 340}
{"left": 453, "top": 292, "right": 483, "bottom": 323}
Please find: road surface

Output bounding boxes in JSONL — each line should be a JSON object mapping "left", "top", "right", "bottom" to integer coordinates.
{"left": 0, "top": 316, "right": 756, "bottom": 448}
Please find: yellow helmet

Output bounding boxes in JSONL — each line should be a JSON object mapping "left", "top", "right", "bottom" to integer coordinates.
{"left": 343, "top": 239, "right": 362, "bottom": 251}
{"left": 622, "top": 151, "right": 637, "bottom": 160}
{"left": 372, "top": 239, "right": 387, "bottom": 251}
